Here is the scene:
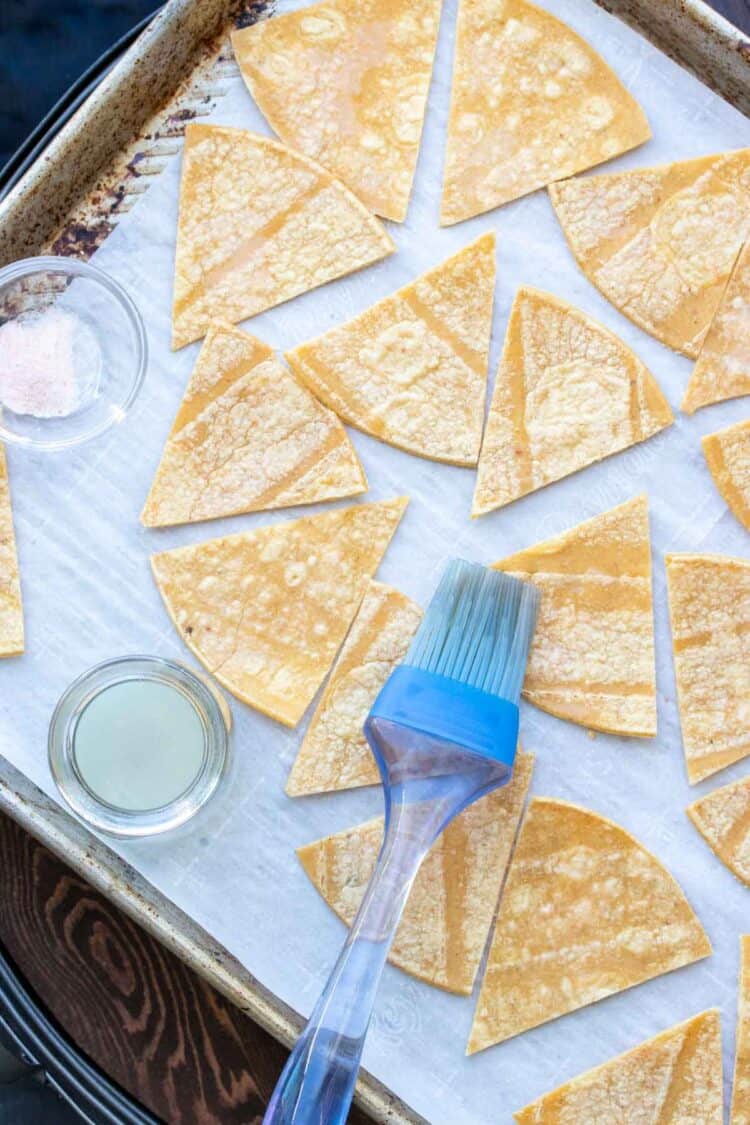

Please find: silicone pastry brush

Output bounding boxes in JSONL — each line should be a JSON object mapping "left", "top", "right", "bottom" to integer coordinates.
{"left": 264, "top": 559, "right": 539, "bottom": 1125}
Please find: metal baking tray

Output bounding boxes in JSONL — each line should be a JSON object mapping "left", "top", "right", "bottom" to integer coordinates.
{"left": 0, "top": 2, "right": 748, "bottom": 1121}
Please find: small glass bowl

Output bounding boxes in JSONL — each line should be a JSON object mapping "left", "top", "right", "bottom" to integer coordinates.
{"left": 0, "top": 256, "right": 147, "bottom": 451}
{"left": 48, "top": 656, "right": 231, "bottom": 838}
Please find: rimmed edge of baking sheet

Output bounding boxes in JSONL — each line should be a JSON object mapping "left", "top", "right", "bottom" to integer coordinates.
{"left": 601, "top": 0, "right": 750, "bottom": 115}
{"left": 0, "top": 0, "right": 748, "bottom": 1120}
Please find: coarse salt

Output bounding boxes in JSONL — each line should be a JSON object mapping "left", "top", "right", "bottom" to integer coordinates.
{"left": 0, "top": 307, "right": 81, "bottom": 418}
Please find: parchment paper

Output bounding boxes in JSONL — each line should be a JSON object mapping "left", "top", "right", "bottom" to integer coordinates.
{"left": 2, "top": 2, "right": 749, "bottom": 1120}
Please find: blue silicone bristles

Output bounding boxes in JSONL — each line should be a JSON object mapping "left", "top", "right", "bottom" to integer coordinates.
{"left": 404, "top": 560, "right": 540, "bottom": 705}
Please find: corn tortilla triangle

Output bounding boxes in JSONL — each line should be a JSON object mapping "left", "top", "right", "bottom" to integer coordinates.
{"left": 514, "top": 1009, "right": 723, "bottom": 1124}
{"left": 0, "top": 447, "right": 23, "bottom": 658}
{"left": 286, "top": 580, "right": 421, "bottom": 796}
{"left": 683, "top": 241, "right": 750, "bottom": 413}
{"left": 232, "top": 0, "right": 441, "bottom": 223}
{"left": 733, "top": 937, "right": 750, "bottom": 1125}
{"left": 468, "top": 797, "right": 711, "bottom": 1054}
{"left": 666, "top": 553, "right": 750, "bottom": 784}
{"left": 142, "top": 322, "right": 367, "bottom": 528}
{"left": 472, "top": 288, "right": 673, "bottom": 516}
{"left": 688, "top": 775, "right": 750, "bottom": 889}
{"left": 297, "top": 751, "right": 533, "bottom": 994}
{"left": 150, "top": 497, "right": 408, "bottom": 726}
{"left": 493, "top": 496, "right": 656, "bottom": 737}
{"left": 440, "top": 0, "right": 650, "bottom": 225}
{"left": 286, "top": 233, "right": 496, "bottom": 466}
{"left": 172, "top": 124, "right": 394, "bottom": 350}
{"left": 550, "top": 149, "right": 750, "bottom": 358}
{"left": 702, "top": 418, "right": 750, "bottom": 532}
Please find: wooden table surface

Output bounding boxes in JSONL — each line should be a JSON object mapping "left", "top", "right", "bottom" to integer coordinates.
{"left": 0, "top": 2, "right": 748, "bottom": 1123}
{"left": 0, "top": 809, "right": 371, "bottom": 1124}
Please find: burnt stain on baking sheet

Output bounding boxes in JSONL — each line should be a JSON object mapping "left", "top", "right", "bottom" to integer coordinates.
{"left": 51, "top": 219, "right": 116, "bottom": 260}
{"left": 48, "top": 0, "right": 274, "bottom": 263}
{"left": 234, "top": 0, "right": 273, "bottom": 29}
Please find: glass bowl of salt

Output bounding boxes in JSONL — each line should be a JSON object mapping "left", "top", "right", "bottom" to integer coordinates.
{"left": 0, "top": 256, "right": 147, "bottom": 451}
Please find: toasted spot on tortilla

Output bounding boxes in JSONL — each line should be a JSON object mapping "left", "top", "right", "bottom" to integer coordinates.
{"left": 232, "top": 0, "right": 440, "bottom": 222}
{"left": 142, "top": 321, "right": 366, "bottom": 528}
{"left": 172, "top": 124, "right": 393, "bottom": 349}
{"left": 493, "top": 496, "right": 657, "bottom": 737}
{"left": 151, "top": 497, "right": 408, "bottom": 726}
{"left": 472, "top": 287, "right": 672, "bottom": 516}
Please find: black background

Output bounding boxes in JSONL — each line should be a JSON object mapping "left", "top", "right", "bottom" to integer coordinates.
{"left": 0, "top": 0, "right": 158, "bottom": 167}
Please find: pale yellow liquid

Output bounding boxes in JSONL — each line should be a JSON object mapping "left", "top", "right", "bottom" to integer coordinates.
{"left": 72, "top": 679, "right": 206, "bottom": 811}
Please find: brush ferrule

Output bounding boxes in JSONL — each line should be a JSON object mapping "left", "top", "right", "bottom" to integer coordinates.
{"left": 368, "top": 666, "right": 518, "bottom": 768}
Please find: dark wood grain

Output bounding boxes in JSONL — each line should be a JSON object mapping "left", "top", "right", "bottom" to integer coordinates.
{"left": 0, "top": 810, "right": 371, "bottom": 1125}
{"left": 708, "top": 0, "right": 750, "bottom": 33}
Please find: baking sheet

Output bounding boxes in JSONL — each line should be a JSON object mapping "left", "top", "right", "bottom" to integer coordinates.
{"left": 2, "top": 1, "right": 749, "bottom": 1120}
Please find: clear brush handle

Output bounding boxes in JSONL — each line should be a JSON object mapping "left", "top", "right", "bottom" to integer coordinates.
{"left": 262, "top": 802, "right": 433, "bottom": 1125}
{"left": 263, "top": 718, "right": 510, "bottom": 1125}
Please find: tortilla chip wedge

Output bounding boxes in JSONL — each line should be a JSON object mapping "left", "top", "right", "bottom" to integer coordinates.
{"left": 142, "top": 322, "right": 367, "bottom": 528}
{"left": 493, "top": 496, "right": 656, "bottom": 737}
{"left": 472, "top": 288, "right": 673, "bottom": 516}
{"left": 468, "top": 797, "right": 711, "bottom": 1054}
{"left": 0, "top": 448, "right": 23, "bottom": 658}
{"left": 514, "top": 1009, "right": 723, "bottom": 1124}
{"left": 683, "top": 241, "right": 750, "bottom": 413}
{"left": 702, "top": 418, "right": 750, "bottom": 532}
{"left": 286, "top": 580, "right": 421, "bottom": 796}
{"left": 297, "top": 751, "right": 533, "bottom": 994}
{"left": 172, "top": 124, "right": 394, "bottom": 350}
{"left": 232, "top": 0, "right": 441, "bottom": 223}
{"left": 550, "top": 149, "right": 750, "bottom": 358}
{"left": 440, "top": 0, "right": 650, "bottom": 225}
{"left": 286, "top": 233, "right": 496, "bottom": 465}
{"left": 150, "top": 497, "right": 408, "bottom": 726}
{"left": 688, "top": 776, "right": 750, "bottom": 889}
{"left": 666, "top": 553, "right": 750, "bottom": 784}
{"left": 733, "top": 937, "right": 750, "bottom": 1125}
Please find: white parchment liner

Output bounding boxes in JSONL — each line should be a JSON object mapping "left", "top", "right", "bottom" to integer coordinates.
{"left": 2, "top": 2, "right": 749, "bottom": 1120}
